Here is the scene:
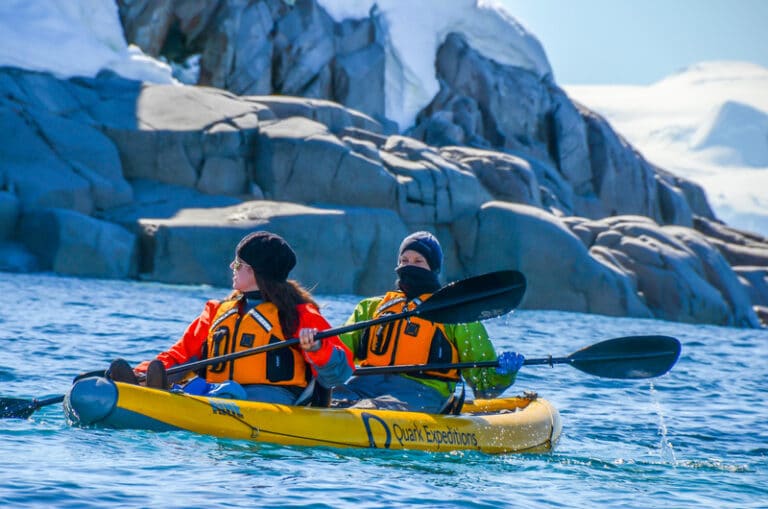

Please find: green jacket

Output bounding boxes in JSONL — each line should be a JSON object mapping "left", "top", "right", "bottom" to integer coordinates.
{"left": 340, "top": 296, "right": 516, "bottom": 398}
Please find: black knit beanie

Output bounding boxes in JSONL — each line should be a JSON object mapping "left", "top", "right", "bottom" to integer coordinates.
{"left": 398, "top": 231, "right": 443, "bottom": 273}
{"left": 236, "top": 231, "right": 296, "bottom": 282}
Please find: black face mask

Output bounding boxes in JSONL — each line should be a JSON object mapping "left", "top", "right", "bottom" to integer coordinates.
{"left": 396, "top": 265, "right": 441, "bottom": 299}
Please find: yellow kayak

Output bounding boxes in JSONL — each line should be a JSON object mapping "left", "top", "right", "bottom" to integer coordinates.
{"left": 64, "top": 377, "right": 561, "bottom": 454}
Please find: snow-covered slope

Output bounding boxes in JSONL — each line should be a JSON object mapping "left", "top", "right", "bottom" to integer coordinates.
{"left": 566, "top": 62, "right": 768, "bottom": 236}
{"left": 0, "top": 0, "right": 174, "bottom": 83}
{"left": 690, "top": 99, "right": 768, "bottom": 167}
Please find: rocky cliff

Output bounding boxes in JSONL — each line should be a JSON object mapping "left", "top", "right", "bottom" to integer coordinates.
{"left": 1, "top": 0, "right": 766, "bottom": 327}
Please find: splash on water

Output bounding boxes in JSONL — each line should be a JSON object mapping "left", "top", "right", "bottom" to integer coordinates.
{"left": 649, "top": 382, "right": 678, "bottom": 465}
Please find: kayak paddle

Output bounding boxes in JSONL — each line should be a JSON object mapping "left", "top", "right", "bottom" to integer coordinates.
{"left": 352, "top": 335, "right": 682, "bottom": 379}
{"left": 0, "top": 335, "right": 678, "bottom": 419}
{"left": 0, "top": 270, "right": 526, "bottom": 419}
{"left": 0, "top": 368, "right": 106, "bottom": 419}
{"left": 166, "top": 269, "right": 526, "bottom": 376}
{"left": 0, "top": 394, "right": 65, "bottom": 419}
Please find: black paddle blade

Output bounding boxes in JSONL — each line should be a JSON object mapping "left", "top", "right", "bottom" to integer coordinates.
{"left": 0, "top": 394, "right": 65, "bottom": 419}
{"left": 415, "top": 270, "right": 526, "bottom": 324}
{"left": 568, "top": 335, "right": 681, "bottom": 379}
{"left": 0, "top": 397, "right": 37, "bottom": 419}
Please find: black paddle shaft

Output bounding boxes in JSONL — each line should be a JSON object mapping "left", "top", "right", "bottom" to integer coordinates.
{"left": 353, "top": 335, "right": 681, "bottom": 380}
{"left": 1, "top": 334, "right": 678, "bottom": 419}
{"left": 0, "top": 270, "right": 527, "bottom": 417}
{"left": 168, "top": 270, "right": 526, "bottom": 376}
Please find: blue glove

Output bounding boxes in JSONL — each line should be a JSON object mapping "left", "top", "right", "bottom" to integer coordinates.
{"left": 496, "top": 351, "right": 525, "bottom": 375}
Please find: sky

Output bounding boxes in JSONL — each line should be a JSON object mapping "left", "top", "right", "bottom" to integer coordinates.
{"left": 499, "top": 0, "right": 768, "bottom": 85}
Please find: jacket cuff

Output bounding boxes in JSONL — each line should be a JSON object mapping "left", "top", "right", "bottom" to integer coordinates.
{"left": 305, "top": 341, "right": 333, "bottom": 366}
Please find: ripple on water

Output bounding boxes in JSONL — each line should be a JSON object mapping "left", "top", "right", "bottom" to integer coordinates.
{"left": 1, "top": 273, "right": 767, "bottom": 508}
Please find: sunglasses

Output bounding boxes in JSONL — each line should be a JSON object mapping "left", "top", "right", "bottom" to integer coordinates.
{"left": 232, "top": 259, "right": 249, "bottom": 270}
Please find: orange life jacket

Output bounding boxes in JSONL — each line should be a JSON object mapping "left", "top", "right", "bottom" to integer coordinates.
{"left": 359, "top": 291, "right": 460, "bottom": 381}
{"left": 205, "top": 299, "right": 309, "bottom": 387}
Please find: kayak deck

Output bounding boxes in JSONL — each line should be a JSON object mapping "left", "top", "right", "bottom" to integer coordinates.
{"left": 65, "top": 377, "right": 561, "bottom": 454}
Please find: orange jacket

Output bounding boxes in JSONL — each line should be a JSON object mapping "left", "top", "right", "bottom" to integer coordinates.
{"left": 136, "top": 300, "right": 353, "bottom": 379}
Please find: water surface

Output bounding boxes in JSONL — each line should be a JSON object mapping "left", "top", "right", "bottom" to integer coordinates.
{"left": 1, "top": 273, "right": 765, "bottom": 508}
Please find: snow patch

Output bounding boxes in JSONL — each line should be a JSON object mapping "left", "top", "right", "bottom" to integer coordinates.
{"left": 318, "top": 0, "right": 551, "bottom": 130}
{"left": 691, "top": 100, "right": 768, "bottom": 167}
{"left": 0, "top": 0, "right": 175, "bottom": 84}
{"left": 566, "top": 61, "right": 768, "bottom": 236}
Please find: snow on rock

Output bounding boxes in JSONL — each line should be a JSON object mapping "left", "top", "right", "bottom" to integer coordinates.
{"left": 0, "top": 0, "right": 175, "bottom": 84}
{"left": 318, "top": 0, "right": 552, "bottom": 130}
{"left": 2, "top": 0, "right": 764, "bottom": 238}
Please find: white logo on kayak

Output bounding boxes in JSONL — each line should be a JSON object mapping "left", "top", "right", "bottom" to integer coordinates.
{"left": 210, "top": 400, "right": 244, "bottom": 419}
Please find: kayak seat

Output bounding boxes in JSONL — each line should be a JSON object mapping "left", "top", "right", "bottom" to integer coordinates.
{"left": 309, "top": 385, "right": 332, "bottom": 407}
{"left": 294, "top": 379, "right": 333, "bottom": 407}
{"left": 439, "top": 382, "right": 466, "bottom": 415}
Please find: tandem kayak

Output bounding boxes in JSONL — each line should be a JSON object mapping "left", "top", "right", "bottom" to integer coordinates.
{"left": 64, "top": 377, "right": 561, "bottom": 454}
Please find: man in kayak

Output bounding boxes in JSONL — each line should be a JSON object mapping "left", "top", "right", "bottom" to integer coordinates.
{"left": 107, "top": 231, "right": 354, "bottom": 406}
{"left": 313, "top": 231, "right": 525, "bottom": 413}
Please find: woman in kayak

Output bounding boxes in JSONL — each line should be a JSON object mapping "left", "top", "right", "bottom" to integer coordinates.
{"left": 107, "top": 231, "right": 354, "bottom": 406}
{"left": 325, "top": 231, "right": 524, "bottom": 413}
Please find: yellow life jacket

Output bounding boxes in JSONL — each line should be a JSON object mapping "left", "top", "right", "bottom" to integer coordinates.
{"left": 205, "top": 299, "right": 309, "bottom": 387}
{"left": 359, "top": 291, "right": 460, "bottom": 381}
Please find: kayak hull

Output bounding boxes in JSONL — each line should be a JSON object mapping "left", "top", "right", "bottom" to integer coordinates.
{"left": 65, "top": 377, "right": 561, "bottom": 454}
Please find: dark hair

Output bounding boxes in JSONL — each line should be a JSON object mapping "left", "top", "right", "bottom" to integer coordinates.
{"left": 253, "top": 274, "right": 318, "bottom": 337}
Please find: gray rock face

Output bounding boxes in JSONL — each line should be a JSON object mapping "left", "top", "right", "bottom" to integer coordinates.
{"left": 100, "top": 84, "right": 260, "bottom": 194}
{"left": 113, "top": 0, "right": 711, "bottom": 230}
{"left": 333, "top": 42, "right": 386, "bottom": 119}
{"left": 247, "top": 96, "right": 382, "bottom": 134}
{"left": 138, "top": 200, "right": 407, "bottom": 295}
{"left": 429, "top": 33, "right": 554, "bottom": 159}
{"left": 254, "top": 116, "right": 397, "bottom": 208}
{"left": 438, "top": 147, "right": 542, "bottom": 207}
{"left": 18, "top": 208, "right": 137, "bottom": 279}
{"left": 734, "top": 266, "right": 768, "bottom": 308}
{"left": 125, "top": 0, "right": 388, "bottom": 121}
{"left": 453, "top": 202, "right": 652, "bottom": 318}
{"left": 562, "top": 215, "right": 760, "bottom": 327}
{"left": 0, "top": 95, "right": 132, "bottom": 215}
{"left": 580, "top": 108, "right": 660, "bottom": 220}
{"left": 380, "top": 136, "right": 492, "bottom": 225}
{"left": 0, "top": 191, "right": 20, "bottom": 241}
{"left": 1, "top": 0, "right": 768, "bottom": 328}
{"left": 414, "top": 32, "right": 705, "bottom": 230}
{"left": 0, "top": 242, "right": 39, "bottom": 273}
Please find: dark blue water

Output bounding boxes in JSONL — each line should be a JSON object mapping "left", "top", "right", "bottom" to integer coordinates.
{"left": 1, "top": 272, "right": 765, "bottom": 508}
